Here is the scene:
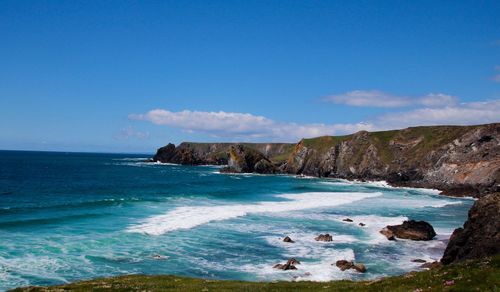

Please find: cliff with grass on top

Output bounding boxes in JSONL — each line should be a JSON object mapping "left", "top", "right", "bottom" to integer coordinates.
{"left": 153, "top": 123, "right": 500, "bottom": 197}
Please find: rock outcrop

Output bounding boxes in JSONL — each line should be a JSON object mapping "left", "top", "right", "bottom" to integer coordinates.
{"left": 220, "top": 145, "right": 276, "bottom": 174}
{"left": 281, "top": 124, "right": 500, "bottom": 197}
{"left": 273, "top": 258, "right": 301, "bottom": 270}
{"left": 334, "top": 260, "right": 367, "bottom": 273}
{"left": 152, "top": 124, "right": 500, "bottom": 197}
{"left": 441, "top": 192, "right": 500, "bottom": 265}
{"left": 380, "top": 220, "right": 436, "bottom": 241}
{"left": 152, "top": 142, "right": 294, "bottom": 166}
{"left": 315, "top": 234, "right": 333, "bottom": 242}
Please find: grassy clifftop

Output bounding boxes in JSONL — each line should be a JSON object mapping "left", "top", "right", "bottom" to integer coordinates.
{"left": 13, "top": 255, "right": 500, "bottom": 291}
{"left": 300, "top": 125, "right": 479, "bottom": 165}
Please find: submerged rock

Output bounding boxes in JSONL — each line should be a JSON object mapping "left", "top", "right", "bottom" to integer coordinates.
{"left": 382, "top": 220, "right": 436, "bottom": 241}
{"left": 315, "top": 234, "right": 333, "bottom": 242}
{"left": 283, "top": 236, "right": 294, "bottom": 243}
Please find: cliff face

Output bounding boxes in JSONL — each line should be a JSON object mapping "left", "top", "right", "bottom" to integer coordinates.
{"left": 282, "top": 124, "right": 500, "bottom": 197}
{"left": 153, "top": 142, "right": 294, "bottom": 166}
{"left": 153, "top": 123, "right": 500, "bottom": 197}
{"left": 441, "top": 192, "right": 500, "bottom": 264}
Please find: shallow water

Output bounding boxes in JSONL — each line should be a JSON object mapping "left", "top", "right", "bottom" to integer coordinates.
{"left": 0, "top": 150, "right": 473, "bottom": 290}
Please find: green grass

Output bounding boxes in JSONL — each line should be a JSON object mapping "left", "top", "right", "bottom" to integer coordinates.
{"left": 12, "top": 255, "right": 500, "bottom": 291}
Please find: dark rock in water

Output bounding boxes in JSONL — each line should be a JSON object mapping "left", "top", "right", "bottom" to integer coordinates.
{"left": 273, "top": 258, "right": 300, "bottom": 270}
{"left": 359, "top": 223, "right": 366, "bottom": 227}
{"left": 315, "top": 234, "right": 333, "bottom": 242}
{"left": 283, "top": 236, "right": 294, "bottom": 243}
{"left": 335, "top": 260, "right": 353, "bottom": 271}
{"left": 412, "top": 259, "right": 427, "bottom": 263}
{"left": 420, "top": 261, "right": 442, "bottom": 269}
{"left": 335, "top": 260, "right": 366, "bottom": 273}
{"left": 379, "top": 228, "right": 396, "bottom": 240}
{"left": 441, "top": 192, "right": 500, "bottom": 265}
{"left": 383, "top": 220, "right": 436, "bottom": 241}
{"left": 342, "top": 218, "right": 353, "bottom": 222}
{"left": 353, "top": 263, "right": 367, "bottom": 273}
{"left": 153, "top": 143, "right": 177, "bottom": 163}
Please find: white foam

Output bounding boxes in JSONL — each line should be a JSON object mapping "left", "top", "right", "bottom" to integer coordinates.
{"left": 238, "top": 248, "right": 356, "bottom": 282}
{"left": 127, "top": 192, "right": 382, "bottom": 235}
{"left": 320, "top": 179, "right": 441, "bottom": 194}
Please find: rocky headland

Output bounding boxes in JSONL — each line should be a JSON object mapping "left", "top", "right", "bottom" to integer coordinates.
{"left": 153, "top": 123, "right": 499, "bottom": 197}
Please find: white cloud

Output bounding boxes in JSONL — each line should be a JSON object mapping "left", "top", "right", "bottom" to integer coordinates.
{"left": 130, "top": 99, "right": 499, "bottom": 141}
{"left": 418, "top": 93, "right": 457, "bottom": 107}
{"left": 326, "top": 90, "right": 411, "bottom": 107}
{"left": 129, "top": 109, "right": 373, "bottom": 140}
{"left": 376, "top": 100, "right": 500, "bottom": 129}
{"left": 325, "top": 90, "right": 457, "bottom": 108}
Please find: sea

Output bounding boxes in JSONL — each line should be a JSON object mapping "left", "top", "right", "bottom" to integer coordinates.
{"left": 0, "top": 150, "right": 474, "bottom": 290}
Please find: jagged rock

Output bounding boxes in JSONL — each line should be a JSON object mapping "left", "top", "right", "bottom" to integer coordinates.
{"left": 153, "top": 143, "right": 177, "bottom": 163}
{"left": 283, "top": 236, "right": 294, "bottom": 243}
{"left": 221, "top": 145, "right": 273, "bottom": 173}
{"left": 335, "top": 260, "right": 353, "bottom": 271}
{"left": 359, "top": 223, "right": 366, "bottom": 227}
{"left": 383, "top": 220, "right": 436, "bottom": 241}
{"left": 273, "top": 258, "right": 300, "bottom": 270}
{"left": 379, "top": 228, "right": 396, "bottom": 240}
{"left": 334, "top": 260, "right": 366, "bottom": 273}
{"left": 441, "top": 192, "right": 500, "bottom": 264}
{"left": 342, "top": 218, "right": 353, "bottom": 222}
{"left": 315, "top": 234, "right": 333, "bottom": 242}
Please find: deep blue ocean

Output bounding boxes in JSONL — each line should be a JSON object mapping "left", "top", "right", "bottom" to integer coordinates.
{"left": 0, "top": 150, "right": 474, "bottom": 290}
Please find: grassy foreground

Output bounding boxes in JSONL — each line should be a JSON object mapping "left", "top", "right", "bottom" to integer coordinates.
{"left": 13, "top": 255, "right": 500, "bottom": 292}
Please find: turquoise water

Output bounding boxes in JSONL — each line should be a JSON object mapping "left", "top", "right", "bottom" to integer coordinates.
{"left": 0, "top": 151, "right": 473, "bottom": 290}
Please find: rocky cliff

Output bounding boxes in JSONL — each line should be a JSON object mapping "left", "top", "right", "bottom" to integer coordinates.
{"left": 154, "top": 123, "right": 499, "bottom": 197}
{"left": 153, "top": 142, "right": 294, "bottom": 166}
{"left": 441, "top": 192, "right": 500, "bottom": 265}
{"left": 280, "top": 123, "right": 500, "bottom": 197}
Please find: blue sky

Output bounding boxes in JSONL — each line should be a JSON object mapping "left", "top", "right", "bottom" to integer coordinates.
{"left": 0, "top": 0, "right": 499, "bottom": 153}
